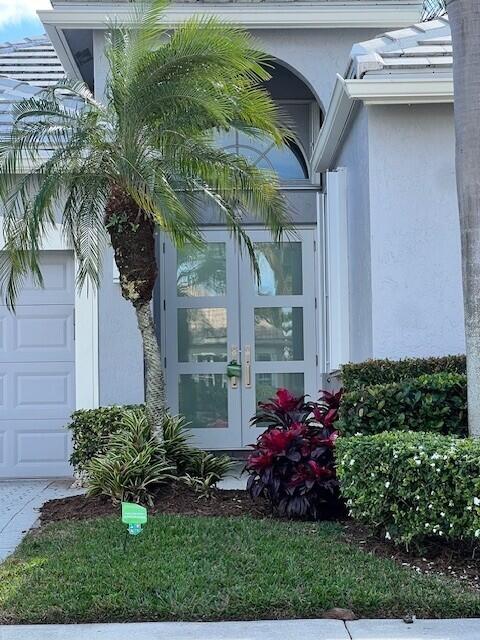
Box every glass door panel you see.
[239,229,317,446]
[164,231,242,449]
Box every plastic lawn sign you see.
[122,502,147,536]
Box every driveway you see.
[0,479,83,561]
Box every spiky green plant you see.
[0,0,291,439]
[87,409,175,505]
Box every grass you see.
[0,514,479,624]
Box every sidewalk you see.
[1,619,480,640]
[0,479,83,561]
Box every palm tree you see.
[0,0,291,440]
[423,0,480,437]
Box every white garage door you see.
[0,251,75,478]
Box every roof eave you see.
[312,74,454,173]
[38,2,423,30]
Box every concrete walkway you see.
[1,619,480,639]
[0,479,83,561]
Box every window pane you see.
[255,307,304,361]
[255,242,303,295]
[177,243,226,297]
[265,145,307,179]
[255,373,304,406]
[178,308,227,363]
[179,374,228,429]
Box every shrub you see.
[337,372,467,437]
[245,389,342,519]
[336,431,480,546]
[68,404,143,475]
[70,406,233,497]
[342,355,465,392]
[87,409,175,505]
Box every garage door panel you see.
[0,250,75,477]
[16,252,75,305]
[0,306,74,362]
[0,363,74,420]
[0,421,71,477]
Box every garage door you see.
[0,251,75,478]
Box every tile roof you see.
[0,35,64,88]
[0,35,67,138]
[350,15,451,79]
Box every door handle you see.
[244,345,252,389]
[229,346,239,389]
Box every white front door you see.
[162,229,318,449]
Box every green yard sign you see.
[121,502,148,537]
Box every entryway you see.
[161,229,319,449]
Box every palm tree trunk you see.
[105,186,167,440]
[135,301,167,441]
[449,0,480,437]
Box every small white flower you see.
[440,512,445,517]
[385,531,391,540]
[467,506,473,511]
[350,459,355,466]
[475,530,480,538]
[385,481,391,489]
[474,497,480,507]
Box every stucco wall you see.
[367,103,465,360]
[250,28,384,112]
[92,31,145,405]
[335,104,373,363]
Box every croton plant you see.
[245,388,342,520]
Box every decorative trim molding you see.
[344,77,454,105]
[312,75,354,174]
[0,216,99,411]
[313,74,454,172]
[39,2,423,30]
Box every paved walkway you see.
[1,619,480,639]
[0,479,83,561]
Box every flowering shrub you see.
[245,388,342,519]
[336,431,480,547]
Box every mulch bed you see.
[341,520,480,593]
[40,486,480,592]
[40,485,270,524]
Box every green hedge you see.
[337,372,467,438]
[336,432,480,546]
[341,355,466,392]
[68,405,144,474]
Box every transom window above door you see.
[216,131,308,181]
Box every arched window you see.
[218,131,308,181]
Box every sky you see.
[0,0,52,45]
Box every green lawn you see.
[0,514,479,624]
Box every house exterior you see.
[0,1,464,477]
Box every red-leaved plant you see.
[245,388,342,519]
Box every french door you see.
[162,228,318,449]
